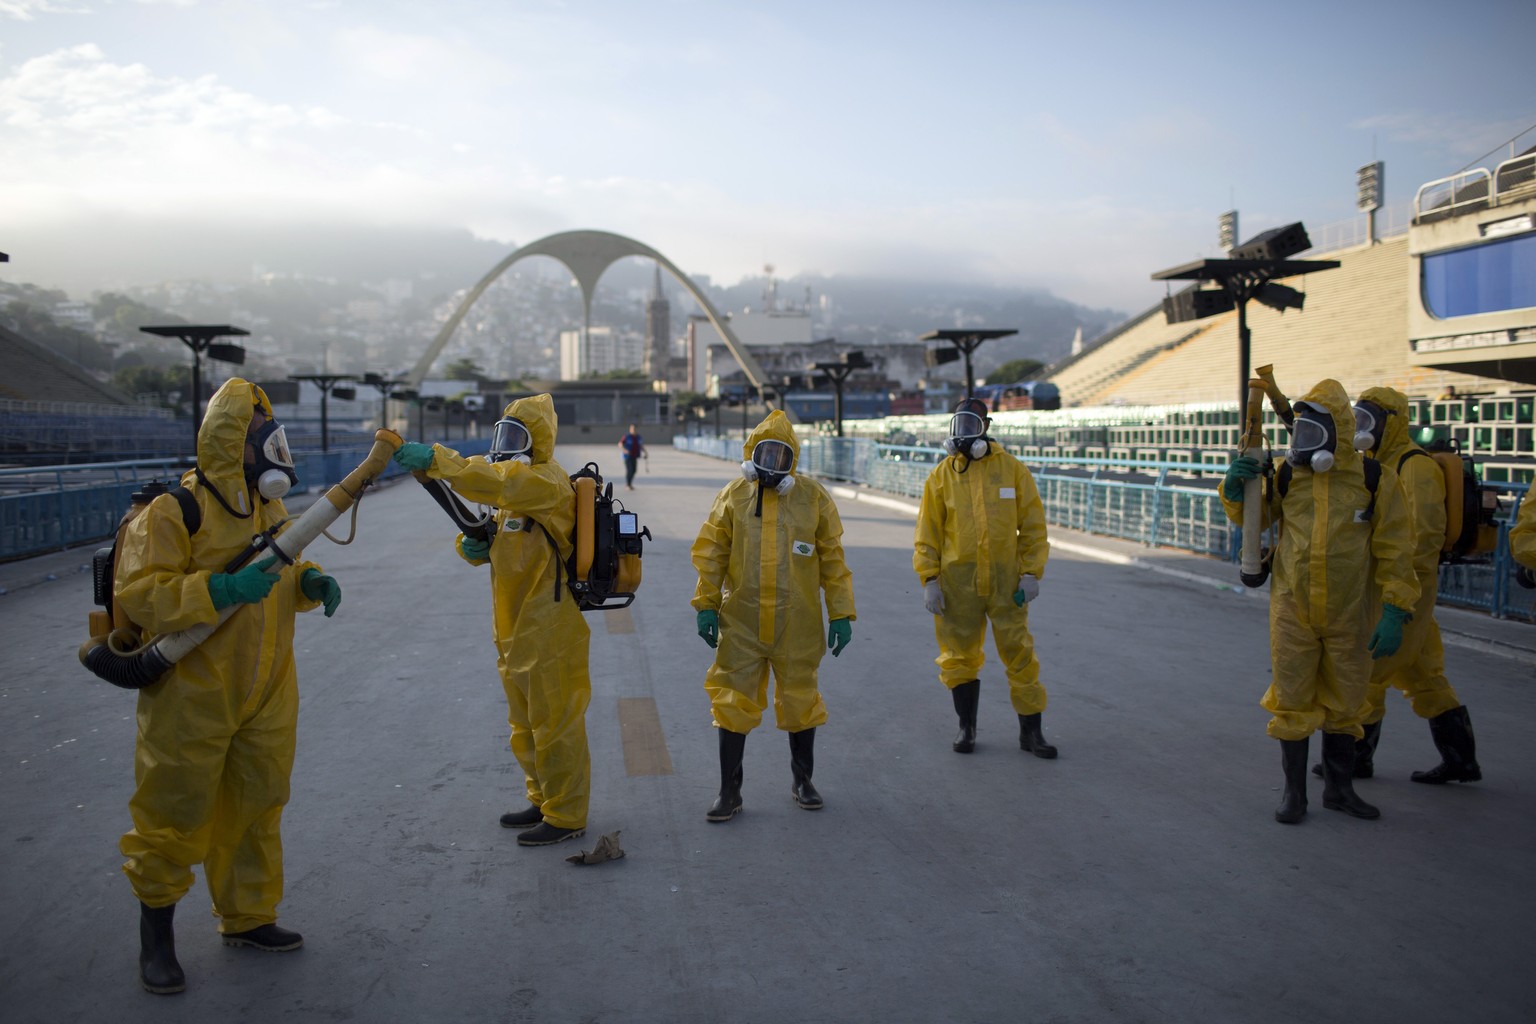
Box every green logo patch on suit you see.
[792,540,814,556]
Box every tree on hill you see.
[986,358,1045,384]
[444,357,487,381]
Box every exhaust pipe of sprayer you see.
[79,430,404,688]
[1238,379,1271,589]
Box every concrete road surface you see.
[3,442,1534,1023]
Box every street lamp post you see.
[918,329,1017,401]
[289,374,357,453]
[361,372,406,432]
[1151,221,1338,411]
[812,348,873,438]
[140,325,249,451]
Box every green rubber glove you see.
[1367,604,1411,660]
[208,557,279,610]
[696,609,719,649]
[1222,456,1262,502]
[827,618,851,657]
[393,442,436,472]
[300,568,342,618]
[459,535,490,561]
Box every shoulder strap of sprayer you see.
[171,484,201,537]
[1277,459,1379,517]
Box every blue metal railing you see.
[678,435,1534,621]
[0,439,491,562]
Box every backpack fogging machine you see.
[1238,364,1291,589]
[79,430,404,689]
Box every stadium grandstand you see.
[0,322,187,465]
[842,147,1536,488]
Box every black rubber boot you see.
[1276,738,1309,824]
[223,922,304,951]
[706,728,747,822]
[499,805,542,829]
[1018,713,1058,759]
[789,728,823,809]
[1311,719,1382,779]
[1412,705,1482,784]
[139,902,185,995]
[1321,731,1380,819]
[517,822,585,847]
[951,680,980,753]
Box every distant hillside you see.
[8,221,1124,377]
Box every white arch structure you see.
[406,229,785,417]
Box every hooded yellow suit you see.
[691,412,856,734]
[913,439,1050,713]
[1510,488,1536,570]
[1221,379,1419,740]
[1356,386,1461,723]
[422,394,592,830]
[116,378,325,933]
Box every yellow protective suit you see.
[1357,386,1461,723]
[425,394,592,829]
[117,379,324,932]
[1510,489,1536,569]
[913,440,1050,713]
[1220,379,1419,740]
[691,411,856,734]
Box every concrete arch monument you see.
[405,229,779,413]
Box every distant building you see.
[560,325,643,380]
[644,264,670,382]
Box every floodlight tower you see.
[919,329,1018,400]
[811,348,873,437]
[1151,222,1339,411]
[289,374,356,453]
[140,324,250,449]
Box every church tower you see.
[644,263,671,381]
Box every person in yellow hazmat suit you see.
[392,394,592,848]
[1341,386,1481,784]
[1221,379,1419,825]
[913,397,1055,759]
[691,410,856,821]
[1512,490,1536,587]
[116,378,342,995]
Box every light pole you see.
[361,371,405,431]
[141,325,249,451]
[918,329,1016,401]
[289,374,356,453]
[812,348,873,438]
[1152,221,1338,411]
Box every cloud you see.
[1,0,86,20]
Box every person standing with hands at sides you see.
[1512,490,1536,587]
[619,423,646,490]
[692,410,856,822]
[915,397,1056,760]
[392,394,593,848]
[1345,386,1481,785]
[1221,379,1418,825]
[116,378,342,995]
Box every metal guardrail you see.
[0,439,492,562]
[677,435,1534,622]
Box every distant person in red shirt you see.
[618,425,646,489]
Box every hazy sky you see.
[3,0,1533,311]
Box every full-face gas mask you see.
[741,439,796,494]
[741,438,795,516]
[943,399,992,468]
[1352,400,1388,455]
[489,417,534,465]
[1286,401,1338,473]
[246,418,298,500]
